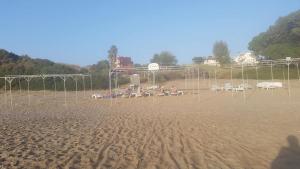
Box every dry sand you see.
[1,79,300,169]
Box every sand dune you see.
[1,80,300,169]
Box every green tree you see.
[213,41,230,65]
[107,45,118,68]
[248,10,300,59]
[150,51,177,66]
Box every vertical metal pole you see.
[288,63,291,97]
[192,68,195,95]
[147,71,150,85]
[202,72,205,89]
[214,69,218,93]
[115,72,118,102]
[153,72,155,86]
[231,66,234,96]
[297,63,300,81]
[270,63,274,95]
[53,77,57,99]
[75,78,78,103]
[246,66,249,85]
[242,64,246,102]
[256,66,258,85]
[63,77,67,106]
[271,63,274,82]
[214,69,217,85]
[197,67,200,99]
[185,69,187,90]
[4,77,7,106]
[90,75,93,93]
[283,66,286,84]
[208,71,211,88]
[109,71,112,106]
[188,69,190,93]
[42,77,46,98]
[82,76,86,97]
[9,80,13,109]
[18,78,21,94]
[27,79,30,106]
[115,72,118,90]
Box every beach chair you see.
[157,92,165,96]
[177,90,184,95]
[142,91,152,97]
[211,85,222,91]
[240,83,252,90]
[130,92,142,97]
[224,83,233,91]
[147,85,159,90]
[170,90,184,96]
[233,85,245,92]
[92,94,103,99]
[257,82,282,90]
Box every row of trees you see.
[106,41,230,67]
[151,41,230,66]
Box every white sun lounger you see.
[257,82,283,90]
[92,94,103,99]
[211,85,223,91]
[224,83,233,91]
[170,90,184,96]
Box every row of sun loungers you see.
[92,86,184,99]
[211,83,252,92]
[211,81,283,92]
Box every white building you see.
[203,58,220,66]
[234,52,258,65]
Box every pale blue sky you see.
[0,0,299,66]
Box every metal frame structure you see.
[218,57,300,101]
[1,74,91,109]
[108,65,206,103]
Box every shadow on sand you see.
[271,135,300,169]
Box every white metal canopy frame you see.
[1,74,91,109]
[220,57,300,101]
[107,65,207,103]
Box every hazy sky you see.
[0,0,299,66]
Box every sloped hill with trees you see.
[0,49,89,90]
[249,10,300,59]
[0,49,84,76]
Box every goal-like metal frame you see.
[1,74,91,109]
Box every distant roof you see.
[117,56,133,66]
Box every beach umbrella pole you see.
[42,76,46,98]
[4,78,7,107]
[18,78,22,94]
[25,77,32,106]
[197,67,200,99]
[242,64,246,102]
[297,63,300,81]
[231,66,233,96]
[53,77,57,100]
[287,62,291,97]
[90,74,93,93]
[82,76,86,97]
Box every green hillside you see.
[0,49,89,90]
[249,10,300,59]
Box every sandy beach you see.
[1,80,300,169]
